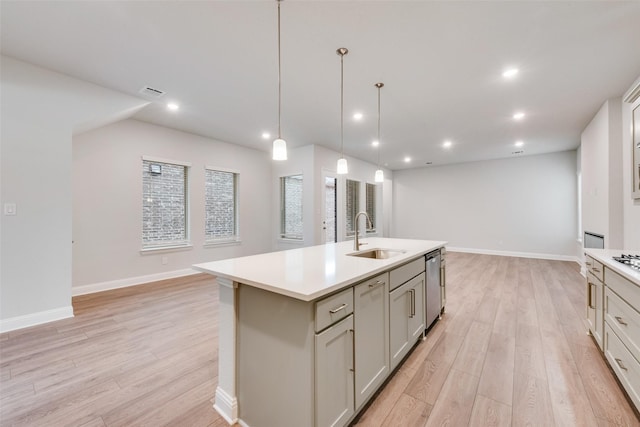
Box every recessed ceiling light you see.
[167,102,180,111]
[404,156,411,163]
[443,140,452,148]
[262,132,271,139]
[371,140,379,147]
[513,112,525,120]
[425,162,433,165]
[353,112,363,120]
[502,68,519,79]
[515,140,524,147]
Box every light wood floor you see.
[1,253,639,426]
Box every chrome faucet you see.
[354,211,373,251]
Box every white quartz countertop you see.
[584,249,640,286]
[193,237,447,301]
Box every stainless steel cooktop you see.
[613,254,640,271]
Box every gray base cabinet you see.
[389,272,425,370]
[315,314,354,427]
[603,269,640,411]
[354,274,390,410]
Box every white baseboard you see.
[447,246,579,264]
[213,386,239,425]
[72,268,200,296]
[0,306,74,333]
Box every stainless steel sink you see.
[347,248,406,259]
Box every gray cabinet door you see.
[389,273,425,370]
[315,314,354,427]
[409,273,426,342]
[354,274,389,410]
[587,273,604,350]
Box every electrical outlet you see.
[161,256,168,265]
[4,203,16,216]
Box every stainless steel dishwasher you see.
[425,250,441,328]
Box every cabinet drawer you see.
[605,286,640,362]
[607,268,640,311]
[585,255,604,282]
[316,287,354,332]
[390,258,424,291]
[604,323,640,411]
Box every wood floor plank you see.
[450,320,492,377]
[468,394,512,427]
[477,332,515,406]
[425,368,480,426]
[404,332,464,404]
[353,365,416,427]
[545,357,598,427]
[380,393,431,427]
[514,322,547,380]
[512,372,555,426]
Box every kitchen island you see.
[194,237,447,427]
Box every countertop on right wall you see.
[584,249,640,286]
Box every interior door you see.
[322,172,337,244]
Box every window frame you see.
[280,174,304,240]
[141,155,192,252]
[204,166,240,245]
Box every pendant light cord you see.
[277,0,282,139]
[340,52,344,157]
[377,85,381,168]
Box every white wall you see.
[623,76,640,249]
[72,119,273,291]
[581,98,624,249]
[392,151,578,259]
[0,56,148,331]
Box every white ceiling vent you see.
[139,86,166,98]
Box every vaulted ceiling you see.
[2,1,640,170]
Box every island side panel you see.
[213,277,239,424]
[237,283,315,427]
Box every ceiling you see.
[2,1,640,170]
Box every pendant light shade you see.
[337,48,349,174]
[337,158,349,174]
[374,82,384,182]
[272,0,287,161]
[273,138,287,160]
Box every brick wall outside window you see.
[205,169,238,241]
[345,179,360,236]
[281,175,303,239]
[142,160,188,247]
[366,183,377,233]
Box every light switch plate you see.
[4,203,16,215]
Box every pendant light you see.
[336,48,349,174]
[374,82,384,182]
[272,0,287,161]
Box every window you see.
[366,183,377,234]
[345,179,360,237]
[280,175,303,239]
[205,168,238,243]
[142,158,190,248]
